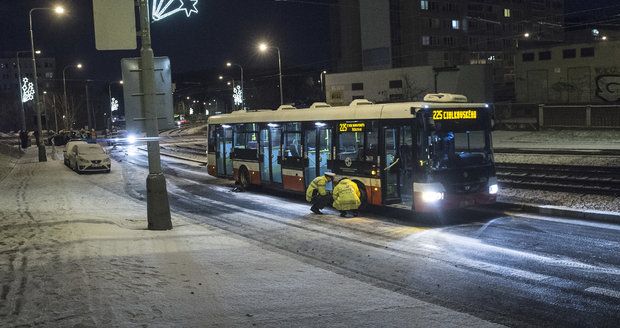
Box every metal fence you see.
[494,103,620,130]
[539,105,620,129]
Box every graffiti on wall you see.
[596,75,620,102]
[594,67,620,102]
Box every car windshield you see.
[78,145,105,155]
[429,130,491,169]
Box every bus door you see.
[382,126,401,204]
[216,126,233,176]
[259,125,283,184]
[304,124,332,186]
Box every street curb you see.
[138,147,208,165]
[489,201,620,224]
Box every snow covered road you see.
[108,147,620,327]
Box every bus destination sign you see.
[339,122,366,132]
[433,109,478,121]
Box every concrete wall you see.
[325,64,492,105]
[515,41,620,104]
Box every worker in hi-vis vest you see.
[305,172,336,214]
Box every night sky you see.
[0,0,617,83]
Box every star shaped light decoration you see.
[110,97,119,112]
[178,0,198,17]
[233,85,243,106]
[21,77,34,103]
[152,0,199,21]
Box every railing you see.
[493,104,620,130]
[539,104,620,129]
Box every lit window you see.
[420,0,429,10]
[422,36,430,45]
[452,20,460,30]
[504,9,511,17]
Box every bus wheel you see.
[355,181,368,210]
[239,167,251,190]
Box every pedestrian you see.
[305,172,336,214]
[33,129,40,146]
[90,129,97,142]
[332,177,361,218]
[19,130,28,149]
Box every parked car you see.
[63,140,87,166]
[66,143,111,173]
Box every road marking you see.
[585,287,620,299]
[465,259,552,282]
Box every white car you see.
[66,143,111,173]
[63,140,87,166]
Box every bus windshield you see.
[429,129,491,170]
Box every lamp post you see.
[319,70,327,101]
[138,0,172,230]
[16,50,40,131]
[62,63,82,130]
[226,62,244,108]
[29,5,65,162]
[258,42,283,105]
[219,75,236,113]
[107,80,123,130]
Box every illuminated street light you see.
[29,5,67,161]
[257,42,283,105]
[62,63,83,130]
[524,32,530,38]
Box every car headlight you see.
[77,156,89,163]
[421,191,444,203]
[127,134,137,144]
[489,184,499,195]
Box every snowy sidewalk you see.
[0,149,500,327]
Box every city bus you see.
[206,93,497,213]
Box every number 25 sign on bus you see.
[432,109,478,120]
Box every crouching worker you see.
[306,172,336,214]
[333,178,361,218]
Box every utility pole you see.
[85,81,92,129]
[139,0,172,230]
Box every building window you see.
[451,20,460,30]
[420,0,428,10]
[352,95,365,100]
[351,83,364,91]
[504,9,511,17]
[580,47,595,57]
[538,51,551,60]
[522,53,535,62]
[422,36,430,45]
[389,94,403,101]
[389,80,403,89]
[562,49,576,59]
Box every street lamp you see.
[62,63,82,130]
[29,5,65,162]
[258,42,283,105]
[319,70,327,100]
[226,61,244,108]
[16,49,41,131]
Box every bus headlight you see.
[489,184,499,195]
[422,191,444,203]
